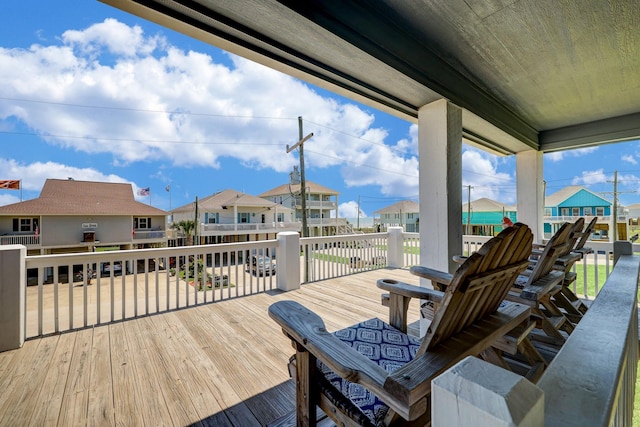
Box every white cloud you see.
[571,169,609,185]
[339,201,367,218]
[0,19,417,196]
[0,157,144,205]
[622,154,637,165]
[545,146,598,162]
[462,148,514,203]
[0,193,20,206]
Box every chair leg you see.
[295,344,319,427]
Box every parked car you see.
[101,262,123,276]
[246,255,276,276]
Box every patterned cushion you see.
[317,318,421,425]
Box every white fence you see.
[2,229,632,341]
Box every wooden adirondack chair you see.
[505,221,575,346]
[552,216,598,321]
[269,223,533,426]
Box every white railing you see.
[8,229,632,341]
[300,232,390,282]
[306,218,349,226]
[201,222,301,232]
[403,232,420,267]
[23,240,279,338]
[0,234,39,246]
[132,229,166,240]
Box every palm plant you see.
[171,219,196,246]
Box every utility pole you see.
[287,117,313,238]
[602,170,634,242]
[286,117,313,283]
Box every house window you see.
[584,207,593,216]
[408,213,414,219]
[277,213,285,222]
[596,207,604,216]
[134,217,152,229]
[572,208,580,216]
[207,214,216,224]
[561,208,570,216]
[238,213,250,223]
[13,217,38,232]
[544,208,552,216]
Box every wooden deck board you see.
[0,269,423,426]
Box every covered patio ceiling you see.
[101,0,640,155]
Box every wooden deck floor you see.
[0,268,421,426]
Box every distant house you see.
[544,185,618,239]
[259,180,349,236]
[171,189,299,244]
[462,198,517,236]
[373,200,420,232]
[0,179,168,255]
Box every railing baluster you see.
[68,263,73,330]
[38,269,43,336]
[54,268,59,333]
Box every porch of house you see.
[0,231,638,426]
[0,268,423,426]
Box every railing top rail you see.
[25,239,279,268]
[300,233,386,244]
[538,253,640,427]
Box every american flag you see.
[138,187,150,196]
[0,180,20,190]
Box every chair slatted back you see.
[574,216,598,252]
[420,223,533,352]
[522,222,573,287]
[562,218,585,257]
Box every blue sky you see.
[1,1,640,218]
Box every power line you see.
[0,96,297,121]
[0,130,285,146]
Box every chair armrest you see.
[377,279,445,303]
[377,279,445,332]
[269,300,417,419]
[452,255,467,264]
[409,266,452,292]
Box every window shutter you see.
[13,218,18,231]
[134,218,138,228]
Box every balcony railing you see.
[132,229,166,240]
[0,234,39,246]
[200,222,300,234]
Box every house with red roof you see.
[0,179,168,255]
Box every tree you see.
[171,219,196,246]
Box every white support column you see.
[418,99,463,274]
[387,226,404,268]
[432,356,544,427]
[516,150,545,243]
[0,245,26,352]
[276,231,301,291]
